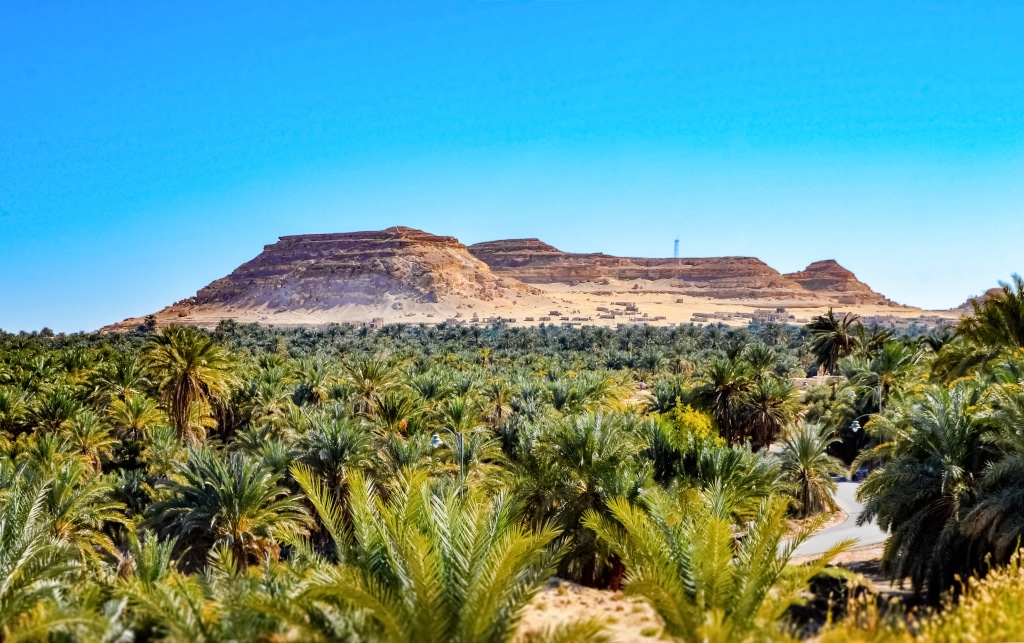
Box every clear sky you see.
[2,1,1022,332]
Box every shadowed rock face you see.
[468,239,881,301]
[191,226,537,310]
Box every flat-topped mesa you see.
[189,226,538,311]
[468,240,813,299]
[783,260,892,305]
[103,227,922,332]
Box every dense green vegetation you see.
[1,276,1023,641]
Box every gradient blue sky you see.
[2,1,1022,332]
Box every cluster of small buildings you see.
[860,314,958,329]
[690,307,804,325]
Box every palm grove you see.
[1,276,1023,642]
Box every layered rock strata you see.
[105,227,913,331]
[191,227,538,310]
[468,239,888,303]
[782,260,892,305]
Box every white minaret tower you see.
[673,238,679,259]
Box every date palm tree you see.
[145,327,236,443]
[293,355,338,407]
[108,392,165,440]
[344,356,400,418]
[526,413,648,587]
[294,416,372,503]
[0,471,79,640]
[778,422,845,517]
[695,357,753,444]
[935,275,1024,380]
[92,353,151,404]
[293,468,563,643]
[65,411,117,472]
[585,486,850,643]
[42,458,128,574]
[807,309,861,374]
[741,376,800,450]
[960,274,1024,351]
[857,381,995,601]
[964,373,1024,559]
[0,385,28,436]
[29,386,82,433]
[147,448,313,571]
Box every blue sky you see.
[2,1,1022,332]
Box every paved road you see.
[792,481,888,556]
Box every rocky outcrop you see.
[783,260,890,305]
[106,227,551,330]
[190,227,537,310]
[471,240,842,301]
[104,227,915,331]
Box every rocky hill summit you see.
[783,260,892,305]
[107,227,551,330]
[193,226,537,308]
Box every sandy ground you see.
[516,577,665,642]
[515,511,876,643]
[119,280,960,331]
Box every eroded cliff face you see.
[783,260,890,305]
[105,227,909,331]
[469,240,854,301]
[191,227,537,310]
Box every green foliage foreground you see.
[2,282,1024,641]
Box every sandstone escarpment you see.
[469,239,814,300]
[105,226,926,332]
[192,226,538,310]
[783,260,891,305]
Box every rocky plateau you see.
[105,227,950,331]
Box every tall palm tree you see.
[857,381,995,601]
[694,357,753,444]
[740,343,779,379]
[847,340,924,404]
[778,422,845,517]
[740,376,800,450]
[481,378,514,427]
[294,468,563,643]
[807,309,861,374]
[294,416,372,503]
[147,448,312,571]
[526,413,647,586]
[964,374,1024,559]
[960,274,1024,351]
[145,327,236,443]
[585,487,850,643]
[935,275,1024,380]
